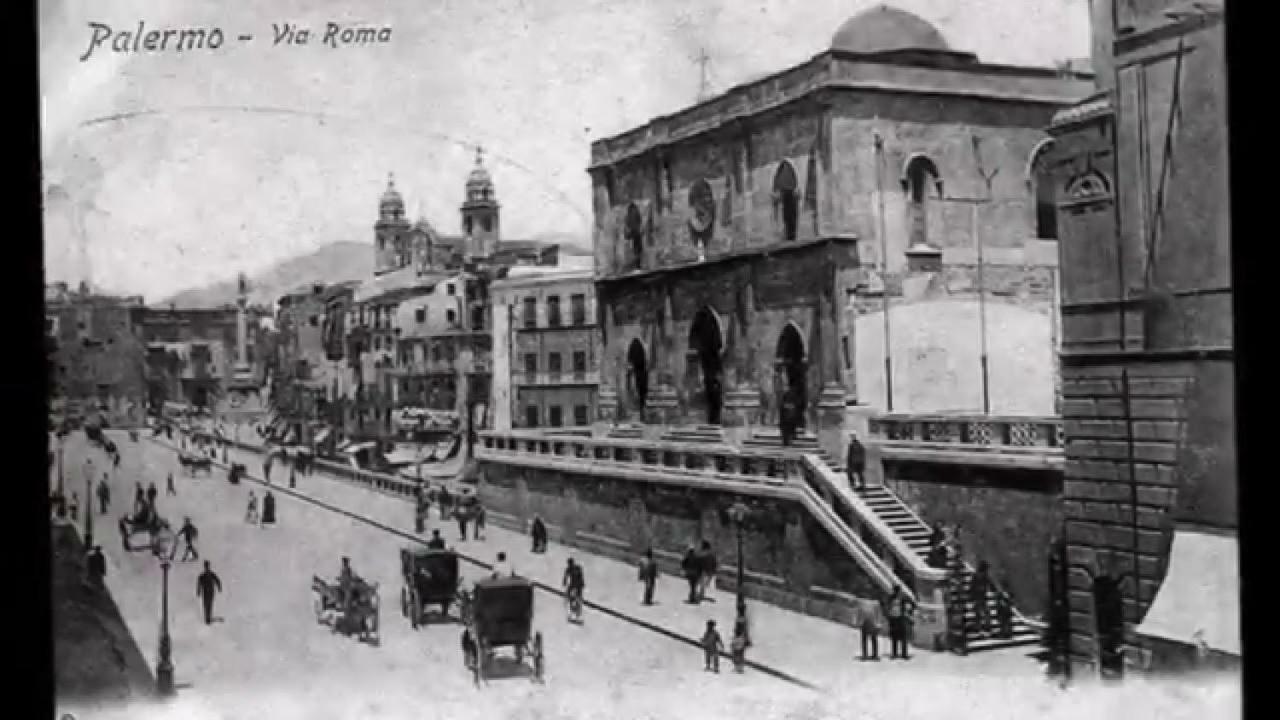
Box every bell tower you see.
[461,147,500,258]
[375,173,409,275]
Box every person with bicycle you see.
[563,558,585,623]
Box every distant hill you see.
[160,233,591,309]
[159,241,372,309]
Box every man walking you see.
[853,593,885,661]
[86,545,107,587]
[145,482,158,510]
[681,547,701,604]
[638,548,658,605]
[885,586,915,660]
[177,517,199,561]
[473,504,486,540]
[166,472,177,497]
[96,476,111,515]
[845,432,867,490]
[701,620,725,673]
[245,491,259,524]
[696,541,718,602]
[196,561,223,625]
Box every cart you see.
[400,547,464,628]
[312,575,381,645]
[467,576,544,684]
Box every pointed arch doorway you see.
[687,307,725,425]
[775,323,807,430]
[626,338,649,419]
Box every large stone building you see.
[45,282,147,425]
[140,302,270,416]
[1044,0,1234,673]
[490,265,599,431]
[327,151,559,445]
[590,5,1091,454]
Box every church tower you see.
[461,147,500,258]
[375,174,409,275]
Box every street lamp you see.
[156,558,175,696]
[727,500,752,640]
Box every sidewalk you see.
[210,437,1042,691]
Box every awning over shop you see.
[1135,527,1240,657]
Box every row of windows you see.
[523,404,590,428]
[522,293,587,328]
[522,350,588,375]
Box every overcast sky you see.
[41,0,1089,301]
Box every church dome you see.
[465,147,495,202]
[831,5,950,55]
[380,174,404,214]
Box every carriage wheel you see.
[533,632,545,682]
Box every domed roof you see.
[831,5,950,55]
[466,147,493,190]
[380,173,404,209]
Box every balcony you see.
[868,413,1064,470]
[516,370,600,386]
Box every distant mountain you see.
[159,241,372,309]
[160,233,591,309]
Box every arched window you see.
[1028,140,1058,240]
[624,203,644,270]
[687,180,716,249]
[903,155,941,249]
[772,162,799,242]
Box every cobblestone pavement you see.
[53,430,1241,720]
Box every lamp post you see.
[728,500,751,629]
[156,558,175,696]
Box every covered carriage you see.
[400,547,464,628]
[467,576,544,684]
[178,451,213,475]
[118,505,168,553]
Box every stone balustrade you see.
[869,413,1064,447]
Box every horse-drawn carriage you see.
[467,576,544,684]
[118,505,169,554]
[312,574,380,644]
[178,452,213,476]
[400,547,465,628]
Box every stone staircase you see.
[747,428,1041,653]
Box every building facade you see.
[590,6,1091,454]
[45,282,147,424]
[330,152,558,444]
[139,304,269,415]
[1045,0,1234,673]
[490,267,600,431]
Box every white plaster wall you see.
[491,298,513,431]
[854,299,1054,416]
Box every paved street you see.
[53,430,1240,720]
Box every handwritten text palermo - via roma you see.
[79,22,392,62]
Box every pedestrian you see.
[996,579,1014,640]
[86,545,107,587]
[166,472,177,496]
[853,593,884,661]
[133,483,146,515]
[414,491,428,534]
[261,491,277,527]
[69,492,80,522]
[246,491,259,524]
[456,506,469,541]
[779,388,797,448]
[113,451,121,470]
[530,515,548,553]
[491,552,513,578]
[846,432,867,490]
[697,541,718,602]
[473,504,486,540]
[96,476,111,515]
[145,482,158,509]
[701,620,724,673]
[196,561,223,625]
[177,517,199,561]
[970,561,992,638]
[263,460,272,484]
[681,547,701,604]
[427,529,446,550]
[289,466,296,489]
[927,524,948,569]
[885,585,915,660]
[638,548,658,605]
[730,622,748,673]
